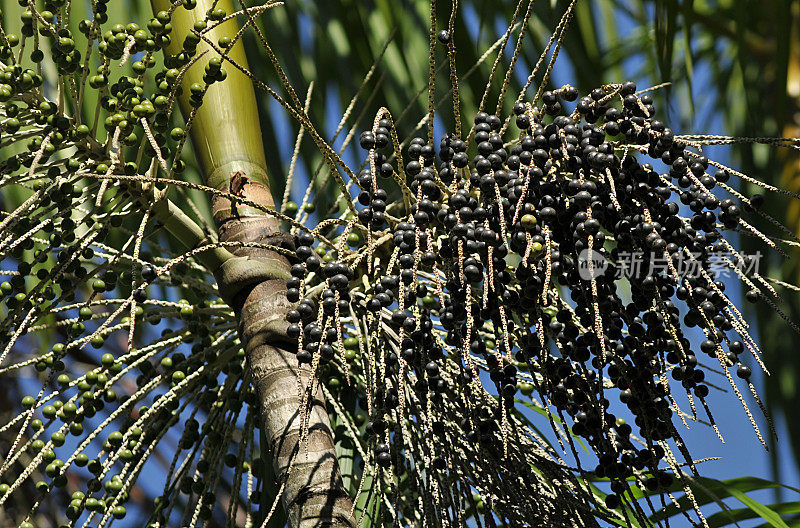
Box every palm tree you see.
[1,0,799,527]
[148,0,354,524]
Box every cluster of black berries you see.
[286,233,355,365]
[287,81,765,511]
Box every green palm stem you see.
[149,0,356,526]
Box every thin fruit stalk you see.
[149,0,356,525]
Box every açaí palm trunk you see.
[149,0,356,525]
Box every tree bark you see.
[220,213,356,528]
[149,0,356,525]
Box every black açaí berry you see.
[282,82,771,511]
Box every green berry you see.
[108,431,124,446]
[521,214,538,229]
[346,232,363,247]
